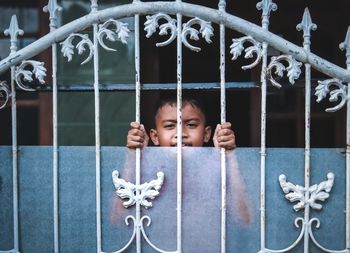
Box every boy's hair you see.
[153,92,208,127]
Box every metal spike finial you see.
[4,15,24,53]
[43,0,62,29]
[256,0,277,18]
[339,27,350,67]
[296,8,317,41]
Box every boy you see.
[126,95,236,149]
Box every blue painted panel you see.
[0,147,346,252]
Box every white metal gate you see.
[0,0,349,252]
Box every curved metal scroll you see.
[97,18,130,51]
[230,35,262,70]
[266,55,303,88]
[15,60,47,91]
[315,78,348,113]
[60,33,94,65]
[144,13,177,47]
[0,81,10,109]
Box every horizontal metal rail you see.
[0,2,349,82]
[17,82,257,91]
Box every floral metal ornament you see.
[0,81,10,109]
[230,36,262,70]
[279,173,335,212]
[144,14,213,52]
[112,170,164,208]
[181,18,214,52]
[266,55,302,88]
[111,170,174,253]
[144,13,177,47]
[60,33,94,65]
[315,79,348,113]
[97,19,130,51]
[15,60,47,91]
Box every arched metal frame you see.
[0,0,349,253]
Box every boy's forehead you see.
[156,101,205,118]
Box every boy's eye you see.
[164,123,175,129]
[186,122,198,128]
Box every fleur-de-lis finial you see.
[4,15,24,53]
[296,8,317,47]
[90,0,98,12]
[256,0,277,18]
[43,0,62,29]
[339,27,350,68]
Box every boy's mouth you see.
[171,143,192,147]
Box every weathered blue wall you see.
[0,147,346,252]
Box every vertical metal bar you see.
[344,31,350,250]
[11,63,19,253]
[42,6,63,252]
[347,83,350,250]
[4,15,23,253]
[297,8,316,253]
[90,1,101,252]
[218,1,227,253]
[257,1,276,251]
[176,1,183,251]
[43,1,62,252]
[134,7,142,253]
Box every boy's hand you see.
[213,122,236,150]
[126,122,149,149]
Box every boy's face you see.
[150,102,212,147]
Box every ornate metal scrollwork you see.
[0,81,10,109]
[279,173,334,212]
[60,33,94,65]
[144,13,177,47]
[15,60,47,91]
[97,19,130,51]
[181,17,213,52]
[266,55,302,88]
[111,170,174,253]
[315,78,348,112]
[144,14,213,51]
[230,36,262,70]
[112,170,164,208]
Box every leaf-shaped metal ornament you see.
[0,81,10,109]
[60,33,94,65]
[97,19,130,51]
[15,60,47,91]
[279,173,335,212]
[144,13,177,47]
[230,36,262,70]
[315,78,348,112]
[182,17,214,52]
[112,170,164,209]
[267,55,302,88]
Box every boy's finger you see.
[130,121,141,129]
[220,122,232,129]
[217,140,236,150]
[126,140,144,148]
[128,135,144,143]
[128,128,144,137]
[217,135,234,143]
[217,129,234,137]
